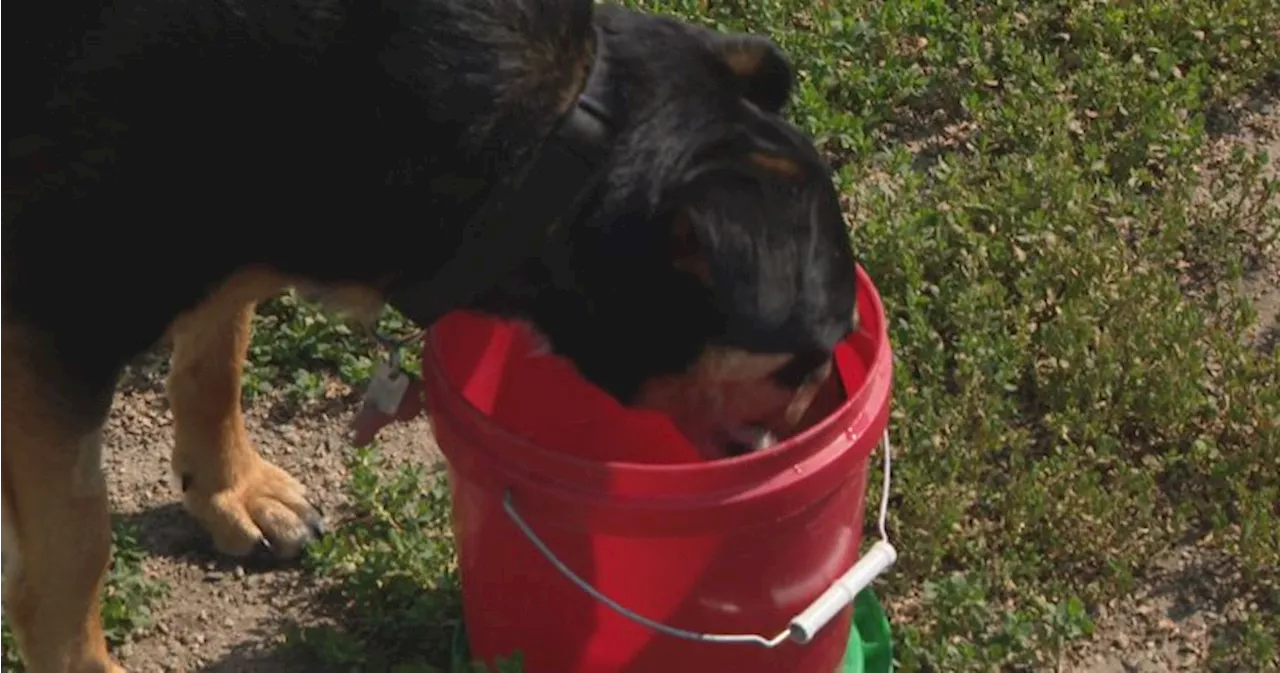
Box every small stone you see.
[234,565,246,579]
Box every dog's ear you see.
[711,34,794,114]
[665,144,807,285]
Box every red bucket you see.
[421,266,893,673]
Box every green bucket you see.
[841,588,894,673]
[450,588,893,673]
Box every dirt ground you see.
[1070,99,1280,673]
[1238,102,1280,353]
[103,367,442,673]
[97,104,1279,673]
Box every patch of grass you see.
[243,293,422,407]
[1,520,169,671]
[285,446,523,672]
[159,0,1280,671]
[288,1,1277,670]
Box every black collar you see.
[386,29,614,329]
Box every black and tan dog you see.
[1,0,857,670]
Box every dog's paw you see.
[182,457,325,560]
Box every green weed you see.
[243,293,422,407]
[0,520,169,671]
[286,446,522,672]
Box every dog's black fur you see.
[4,0,854,407]
[2,1,855,667]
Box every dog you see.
[1,0,857,669]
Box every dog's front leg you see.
[2,325,121,673]
[166,271,325,560]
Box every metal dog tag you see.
[365,361,412,415]
[350,353,426,447]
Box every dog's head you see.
[477,6,857,457]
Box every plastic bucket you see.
[421,265,893,673]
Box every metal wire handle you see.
[500,430,896,648]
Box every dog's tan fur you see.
[2,326,121,673]
[633,346,831,450]
[747,152,804,179]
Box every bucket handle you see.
[501,430,898,648]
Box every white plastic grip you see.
[787,540,898,644]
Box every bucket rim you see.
[420,264,891,480]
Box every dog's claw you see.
[305,506,327,538]
[255,536,274,556]
[245,536,277,567]
[184,457,327,561]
